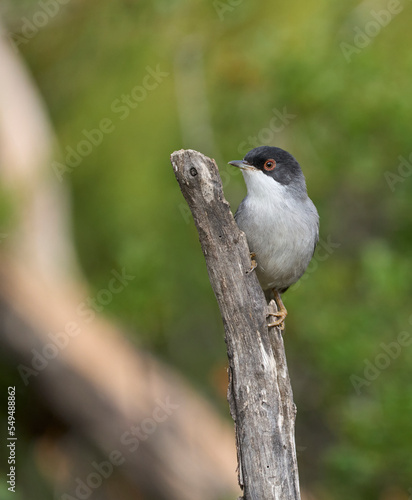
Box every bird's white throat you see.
[241,169,294,207]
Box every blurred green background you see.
[2,0,412,498]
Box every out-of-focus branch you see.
[0,260,239,500]
[0,19,240,500]
[0,20,78,283]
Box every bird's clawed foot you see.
[247,252,257,273]
[267,311,287,331]
[267,289,288,331]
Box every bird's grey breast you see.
[235,185,319,291]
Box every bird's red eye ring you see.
[263,159,276,171]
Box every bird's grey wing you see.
[312,220,320,258]
[234,199,245,223]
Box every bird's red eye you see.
[263,159,276,171]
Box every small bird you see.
[229,146,319,329]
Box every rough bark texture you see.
[171,149,301,500]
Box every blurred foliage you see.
[2,0,412,498]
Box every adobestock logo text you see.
[52,65,169,182]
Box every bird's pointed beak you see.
[228,160,256,171]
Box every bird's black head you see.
[242,146,304,187]
[229,146,306,189]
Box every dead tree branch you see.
[171,149,301,500]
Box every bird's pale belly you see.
[253,239,311,292]
[237,211,315,292]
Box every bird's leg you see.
[247,252,257,273]
[267,289,288,330]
